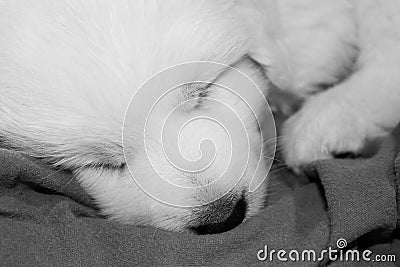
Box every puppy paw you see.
[282,92,378,172]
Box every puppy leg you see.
[283,0,400,170]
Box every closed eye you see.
[178,82,212,112]
[180,54,260,111]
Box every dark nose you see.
[190,195,247,235]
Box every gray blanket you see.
[1,126,399,266]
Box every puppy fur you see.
[0,0,399,231]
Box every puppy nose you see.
[190,195,247,235]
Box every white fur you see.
[279,0,400,169]
[0,0,270,231]
[0,0,399,231]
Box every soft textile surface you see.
[1,126,399,266]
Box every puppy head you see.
[9,0,279,233]
[79,58,276,233]
[77,1,279,233]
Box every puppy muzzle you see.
[189,194,247,235]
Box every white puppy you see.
[0,0,399,233]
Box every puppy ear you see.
[232,0,294,90]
